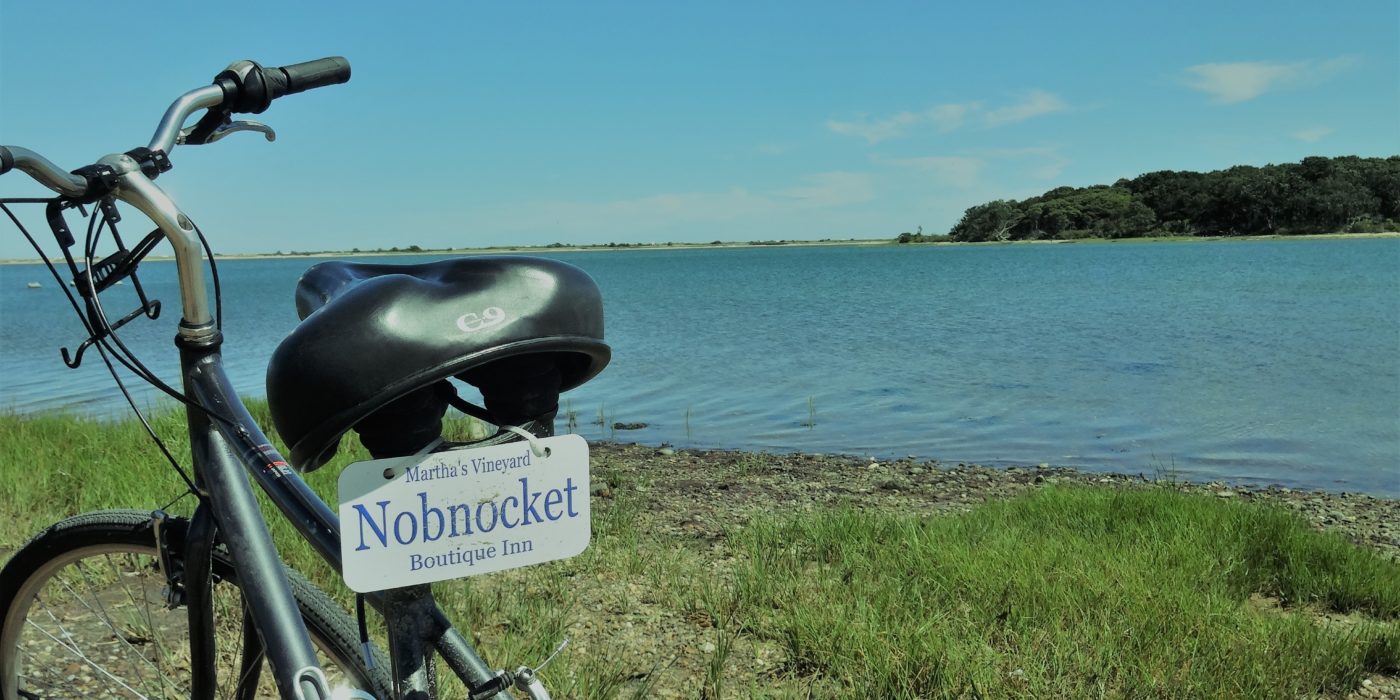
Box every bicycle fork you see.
[150,505,337,700]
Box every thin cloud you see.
[967,146,1061,158]
[925,103,977,131]
[468,171,876,238]
[1183,57,1356,103]
[828,93,1067,142]
[774,171,876,205]
[1292,126,1333,143]
[883,156,984,187]
[880,146,1070,186]
[826,111,922,144]
[1031,162,1070,180]
[983,90,1068,126]
[981,146,1072,179]
[826,102,979,143]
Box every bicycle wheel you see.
[0,510,392,699]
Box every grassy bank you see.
[2,409,1397,698]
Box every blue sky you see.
[1,1,1397,257]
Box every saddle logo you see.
[457,307,508,333]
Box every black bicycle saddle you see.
[266,256,609,472]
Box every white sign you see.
[338,435,590,593]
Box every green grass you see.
[722,489,1400,698]
[0,407,199,544]
[2,408,1397,698]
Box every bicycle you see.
[0,56,609,699]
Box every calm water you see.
[2,240,1398,496]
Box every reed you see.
[2,409,1395,698]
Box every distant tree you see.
[950,200,1022,242]
[949,156,1398,240]
[1291,177,1380,230]
[896,226,928,244]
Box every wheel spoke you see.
[107,551,170,697]
[22,616,152,698]
[2,517,380,699]
[56,561,162,693]
[13,647,64,694]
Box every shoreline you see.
[591,442,1400,560]
[1,402,1394,499]
[3,231,1397,266]
[0,238,889,266]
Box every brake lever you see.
[177,119,276,145]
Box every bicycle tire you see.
[0,510,393,699]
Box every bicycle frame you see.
[7,76,535,699]
[177,331,512,698]
[116,114,508,697]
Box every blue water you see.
[2,239,1398,496]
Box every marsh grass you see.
[723,489,1400,698]
[2,409,1397,698]
[564,398,578,434]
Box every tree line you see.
[903,156,1399,243]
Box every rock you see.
[612,421,648,430]
[910,467,926,476]
[701,641,717,654]
[590,482,612,498]
[1033,475,1045,485]
[1216,490,1236,498]
[867,462,881,470]
[658,447,676,456]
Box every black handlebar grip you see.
[266,57,352,101]
[216,57,351,114]
[0,146,14,176]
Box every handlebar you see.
[180,57,351,147]
[2,56,351,340]
[3,56,351,193]
[148,85,228,155]
[218,57,352,114]
[0,146,88,197]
